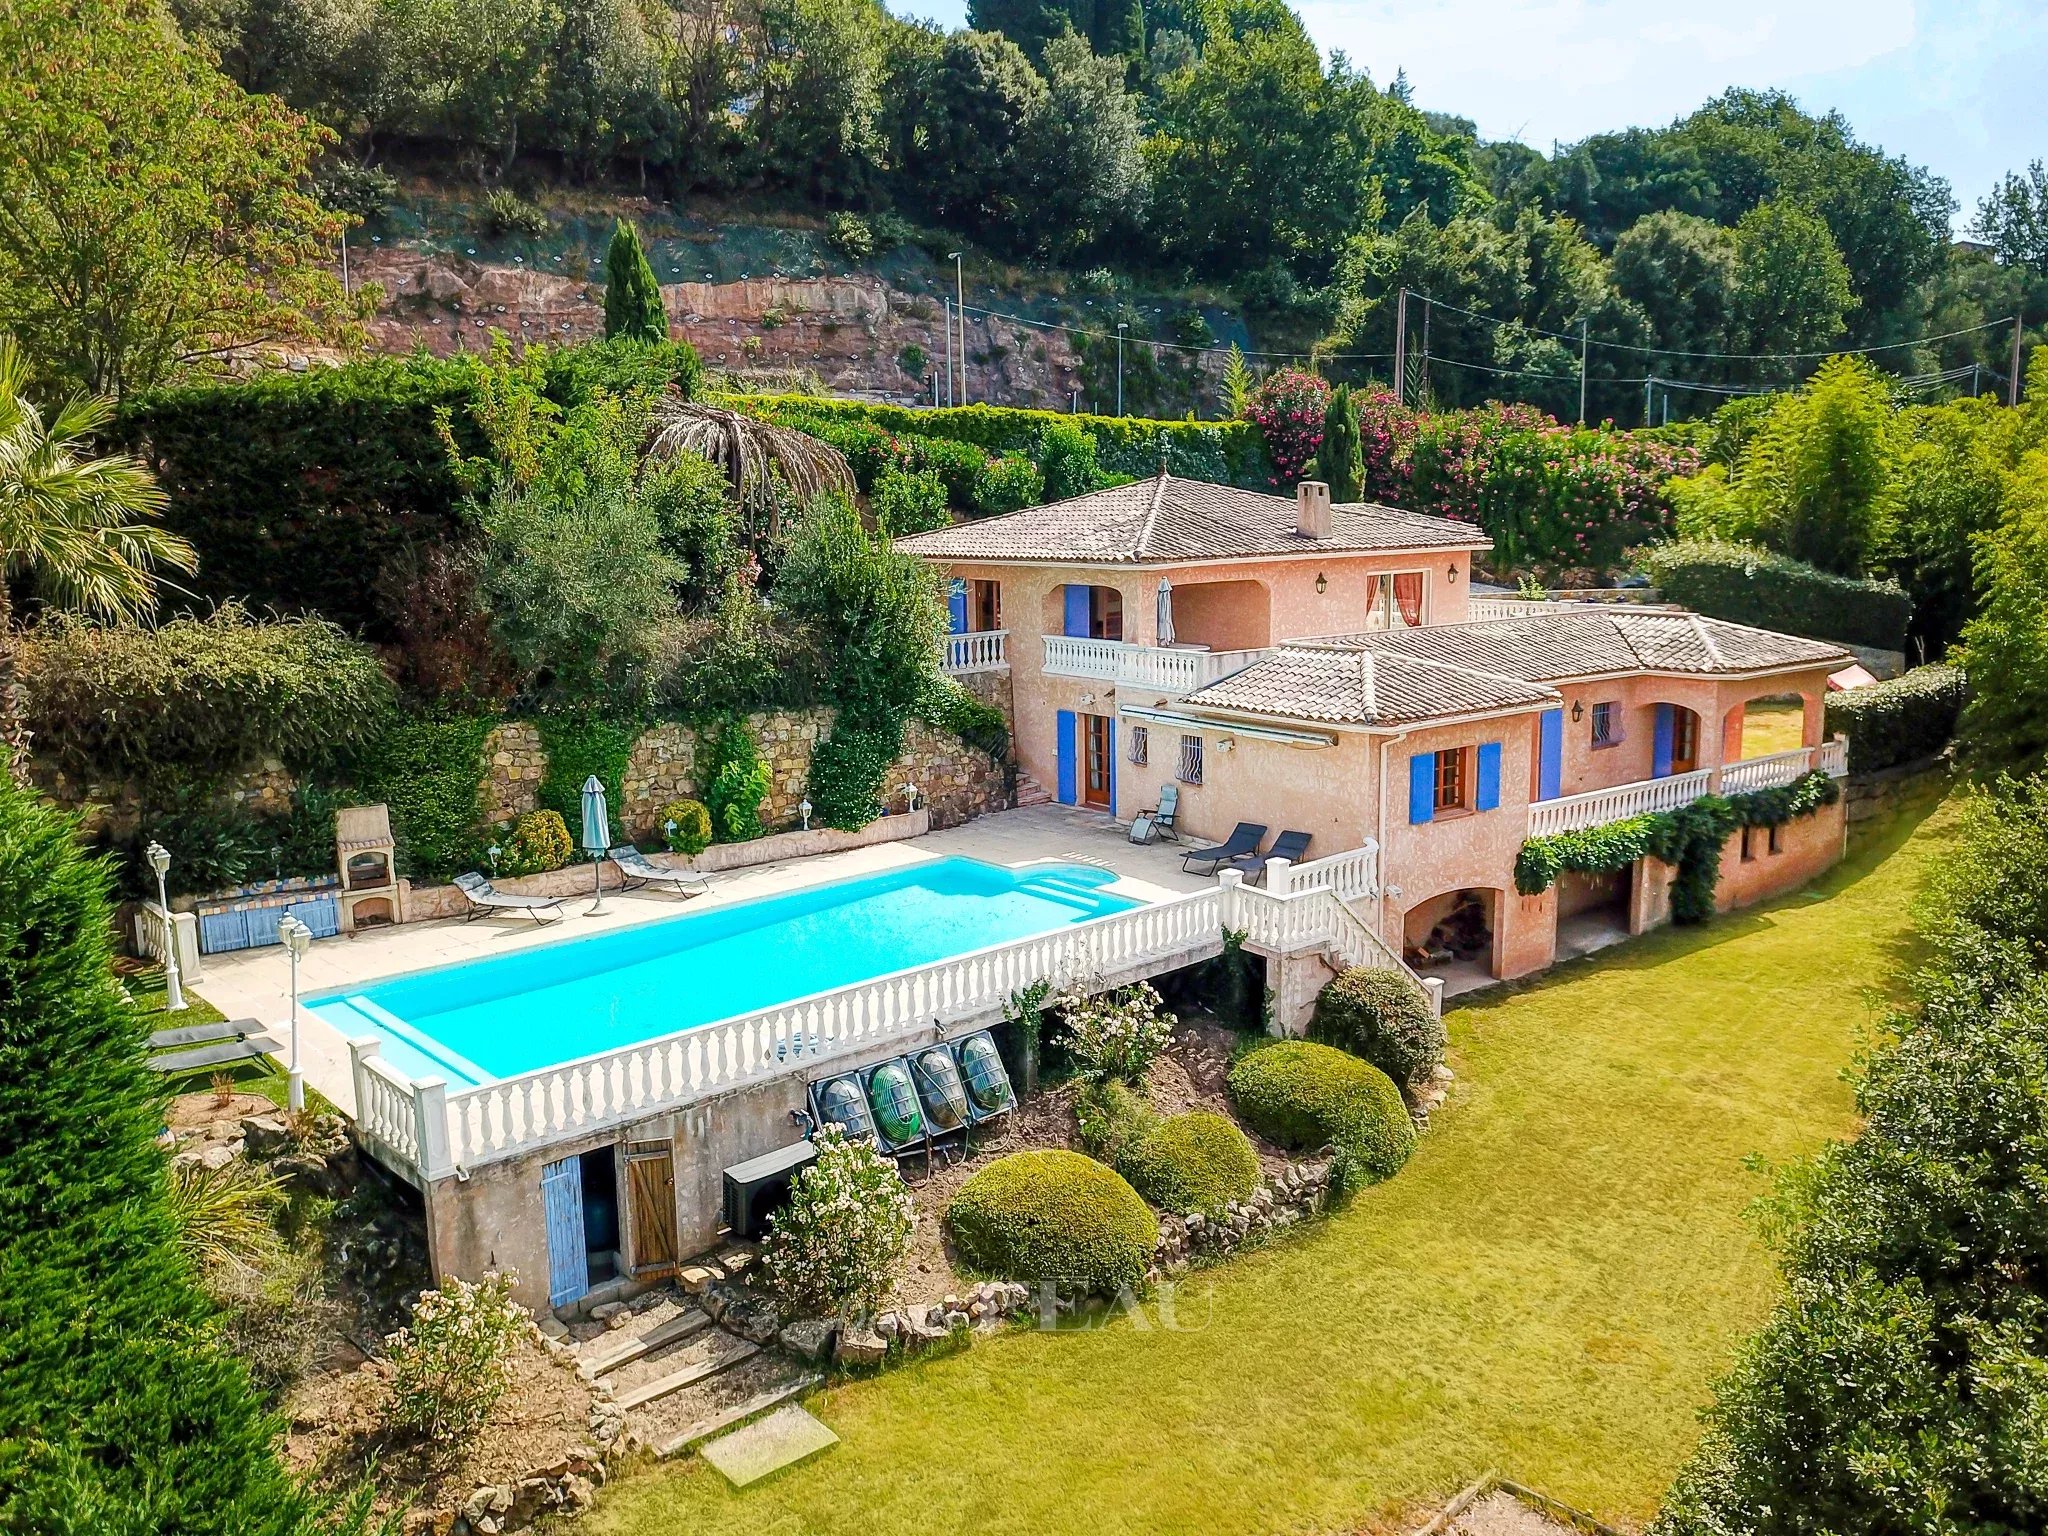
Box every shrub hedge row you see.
[1116,1111,1261,1220]
[1226,1040,1414,1190]
[1823,664,1966,774]
[117,342,703,639]
[731,395,1273,489]
[944,1150,1156,1296]
[1639,540,1912,651]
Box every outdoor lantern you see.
[799,798,812,831]
[1315,572,1328,594]
[580,774,611,916]
[1571,700,1585,723]
[664,818,678,850]
[278,914,313,1112]
[144,840,187,1013]
[487,843,502,875]
[1447,564,1460,581]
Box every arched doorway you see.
[1653,704,1703,777]
[1403,887,1501,996]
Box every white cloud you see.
[1292,0,1917,146]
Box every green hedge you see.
[1226,1041,1414,1189]
[119,341,702,639]
[1640,540,1911,652]
[1308,968,1445,1088]
[1824,665,1966,773]
[348,714,498,883]
[944,1150,1156,1296]
[1116,1112,1261,1220]
[732,395,1273,489]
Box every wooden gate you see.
[626,1149,678,1277]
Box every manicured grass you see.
[591,799,1954,1536]
[125,968,329,1113]
[1740,699,1808,757]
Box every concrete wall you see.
[1713,798,1847,912]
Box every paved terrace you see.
[195,806,1214,1117]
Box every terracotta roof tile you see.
[892,474,1491,564]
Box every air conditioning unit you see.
[722,1138,817,1239]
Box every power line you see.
[957,301,1392,363]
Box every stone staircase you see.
[1012,770,1054,808]
[554,1253,817,1460]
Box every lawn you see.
[1740,697,1808,757]
[591,797,1954,1536]
[124,967,323,1113]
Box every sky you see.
[886,0,2048,222]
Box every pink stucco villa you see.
[901,472,1852,991]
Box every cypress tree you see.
[1314,382,1362,502]
[0,764,327,1534]
[603,218,669,343]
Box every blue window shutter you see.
[1055,710,1078,804]
[1408,752,1436,824]
[1652,703,1675,778]
[1476,741,1503,810]
[1105,718,1116,814]
[947,579,968,634]
[1537,709,1563,801]
[541,1158,589,1308]
[1064,584,1092,638]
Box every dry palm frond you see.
[644,399,854,538]
[167,1156,286,1274]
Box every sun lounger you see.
[151,1032,278,1075]
[1181,822,1267,874]
[1227,829,1312,885]
[149,1018,258,1051]
[454,872,566,924]
[609,846,709,897]
[1130,782,1182,844]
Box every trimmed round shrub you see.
[659,798,712,856]
[945,1150,1156,1296]
[1116,1112,1260,1219]
[1309,968,1445,1087]
[501,809,571,876]
[1227,1041,1415,1187]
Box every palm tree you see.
[0,336,196,781]
[644,399,856,541]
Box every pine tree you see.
[603,218,669,343]
[1314,382,1362,501]
[1220,343,1254,420]
[0,767,335,1533]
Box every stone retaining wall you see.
[1845,752,1952,829]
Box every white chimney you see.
[1296,480,1332,539]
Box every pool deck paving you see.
[193,805,1211,1115]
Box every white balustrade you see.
[1284,841,1380,901]
[942,629,1008,675]
[1041,635,1123,680]
[132,902,203,979]
[1718,747,1815,795]
[1527,768,1714,837]
[1817,737,1849,778]
[1466,597,1558,622]
[350,1037,425,1182]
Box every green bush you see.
[1309,968,1445,1087]
[873,467,951,537]
[944,1150,1157,1296]
[902,435,988,508]
[917,677,1009,761]
[1116,1112,1260,1219]
[17,606,396,787]
[501,809,572,875]
[825,211,874,260]
[1037,418,1109,501]
[1073,1079,1157,1166]
[1825,664,1965,773]
[659,798,712,855]
[971,454,1044,516]
[702,717,772,842]
[479,187,549,238]
[0,764,332,1530]
[535,714,639,835]
[1227,1041,1414,1188]
[1640,540,1911,651]
[349,714,497,883]
[807,720,899,831]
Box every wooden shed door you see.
[626,1150,678,1276]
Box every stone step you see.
[650,1368,824,1460]
[578,1306,714,1380]
[610,1333,762,1412]
[1012,771,1054,808]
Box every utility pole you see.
[1577,319,1589,425]
[950,252,966,406]
[1643,376,1655,427]
[340,230,351,298]
[2011,313,2025,407]
[942,297,954,406]
[1419,296,1431,405]
[1116,322,1127,416]
[1393,288,1408,406]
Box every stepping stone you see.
[696,1403,837,1488]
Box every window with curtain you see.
[1127,725,1148,765]
[1392,571,1425,627]
[1364,572,1426,629]
[1177,735,1204,785]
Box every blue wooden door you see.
[1055,710,1078,805]
[1652,703,1676,778]
[1063,584,1092,637]
[947,579,968,634]
[541,1157,589,1308]
[1536,708,1563,801]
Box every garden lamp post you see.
[799,797,812,832]
[278,914,312,1112]
[580,775,611,916]
[664,818,677,852]
[145,840,187,1013]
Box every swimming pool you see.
[309,858,1133,1086]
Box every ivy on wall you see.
[349,714,499,883]
[1515,770,1842,925]
[535,714,641,845]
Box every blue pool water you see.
[310,858,1132,1086]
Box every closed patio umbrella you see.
[581,775,610,914]
[1156,578,1175,647]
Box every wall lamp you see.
[1447,564,1460,582]
[1570,700,1584,723]
[1315,572,1328,594]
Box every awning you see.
[1116,702,1336,747]
[1827,663,1879,691]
